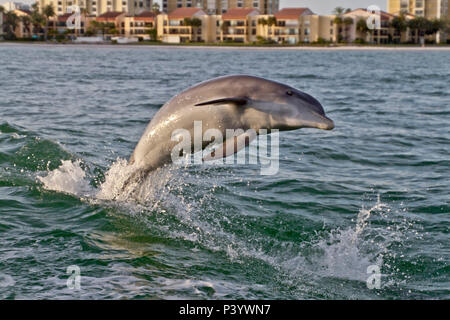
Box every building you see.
[161,0,279,14]
[220,8,259,42]
[157,7,212,43]
[387,0,449,19]
[255,8,336,44]
[38,0,153,16]
[122,10,156,38]
[387,0,449,43]
[342,8,398,44]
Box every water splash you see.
[36,158,418,298]
[37,160,93,196]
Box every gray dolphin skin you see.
[129,75,334,175]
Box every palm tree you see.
[21,15,32,38]
[333,7,345,16]
[390,15,407,43]
[356,18,369,42]
[333,7,346,43]
[267,16,277,27]
[151,3,160,14]
[4,11,19,40]
[42,4,55,41]
[30,5,45,38]
[342,17,353,42]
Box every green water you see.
[0,44,448,299]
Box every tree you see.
[333,7,345,16]
[4,11,19,40]
[42,4,55,41]
[0,5,5,13]
[267,16,277,26]
[258,18,268,26]
[147,27,157,41]
[151,2,160,14]
[30,5,46,38]
[391,15,407,33]
[21,15,32,38]
[190,18,202,28]
[356,18,369,42]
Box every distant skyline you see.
[1,0,387,15]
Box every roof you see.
[97,11,124,21]
[134,11,156,21]
[274,8,314,19]
[57,13,73,23]
[222,8,259,20]
[168,7,205,19]
[13,9,31,16]
[344,8,394,21]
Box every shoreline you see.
[1,41,450,51]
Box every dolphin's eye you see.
[286,90,293,96]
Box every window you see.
[415,0,423,8]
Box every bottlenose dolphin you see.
[127,75,334,180]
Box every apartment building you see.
[388,0,449,42]
[342,8,399,44]
[38,0,153,16]
[157,7,212,43]
[122,10,156,37]
[387,0,449,19]
[220,8,259,42]
[161,0,278,14]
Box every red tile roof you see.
[168,7,205,19]
[96,11,124,21]
[134,11,156,21]
[222,8,259,20]
[345,8,395,21]
[57,13,73,23]
[274,8,313,19]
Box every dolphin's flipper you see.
[194,97,248,107]
[202,132,257,161]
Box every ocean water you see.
[0,44,448,299]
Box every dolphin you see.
[127,75,334,182]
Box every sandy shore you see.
[1,41,450,51]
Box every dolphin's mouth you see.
[317,116,334,130]
[311,112,334,130]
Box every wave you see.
[35,156,419,298]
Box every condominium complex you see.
[161,0,279,14]
[3,4,448,44]
[387,0,449,19]
[38,0,153,16]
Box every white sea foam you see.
[37,160,93,196]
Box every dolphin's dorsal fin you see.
[202,131,257,161]
[194,97,248,107]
